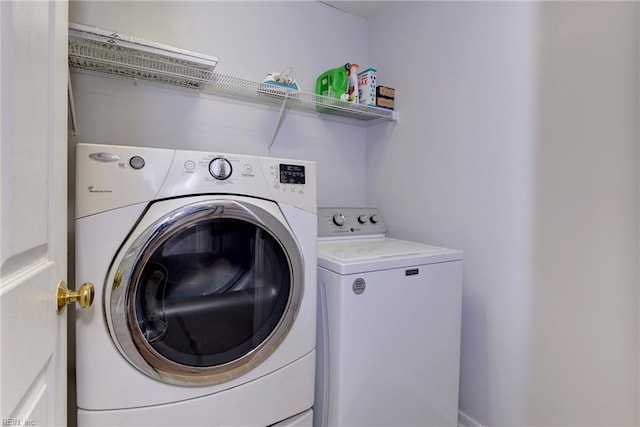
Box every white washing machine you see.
[74,143,317,426]
[314,208,463,426]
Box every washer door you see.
[105,198,304,386]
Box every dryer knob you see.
[357,215,369,224]
[332,214,346,227]
[209,158,232,180]
[370,214,380,224]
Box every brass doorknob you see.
[57,281,95,315]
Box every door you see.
[105,198,305,386]
[1,1,69,425]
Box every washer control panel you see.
[318,208,386,237]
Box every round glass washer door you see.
[105,198,304,386]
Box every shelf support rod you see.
[268,92,289,155]
[68,71,79,137]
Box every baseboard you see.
[458,410,484,427]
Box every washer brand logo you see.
[87,185,113,193]
[352,278,366,295]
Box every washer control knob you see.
[370,214,380,224]
[332,214,346,227]
[209,158,232,180]
[357,215,369,224]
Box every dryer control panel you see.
[75,143,317,218]
[158,150,315,213]
[318,208,387,237]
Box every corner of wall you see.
[458,411,485,427]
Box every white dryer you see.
[315,208,463,426]
[74,143,317,426]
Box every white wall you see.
[69,0,374,207]
[529,3,638,424]
[367,2,638,425]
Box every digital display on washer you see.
[279,164,305,184]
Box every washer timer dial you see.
[332,214,346,227]
[209,158,232,180]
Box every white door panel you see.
[1,265,56,418]
[0,0,69,425]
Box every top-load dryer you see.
[74,143,317,426]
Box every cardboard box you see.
[357,68,377,106]
[376,96,394,110]
[376,85,395,99]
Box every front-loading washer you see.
[74,143,317,426]
[314,208,464,426]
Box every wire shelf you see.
[68,24,397,125]
[69,23,217,90]
[201,74,397,123]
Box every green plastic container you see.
[316,63,351,99]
